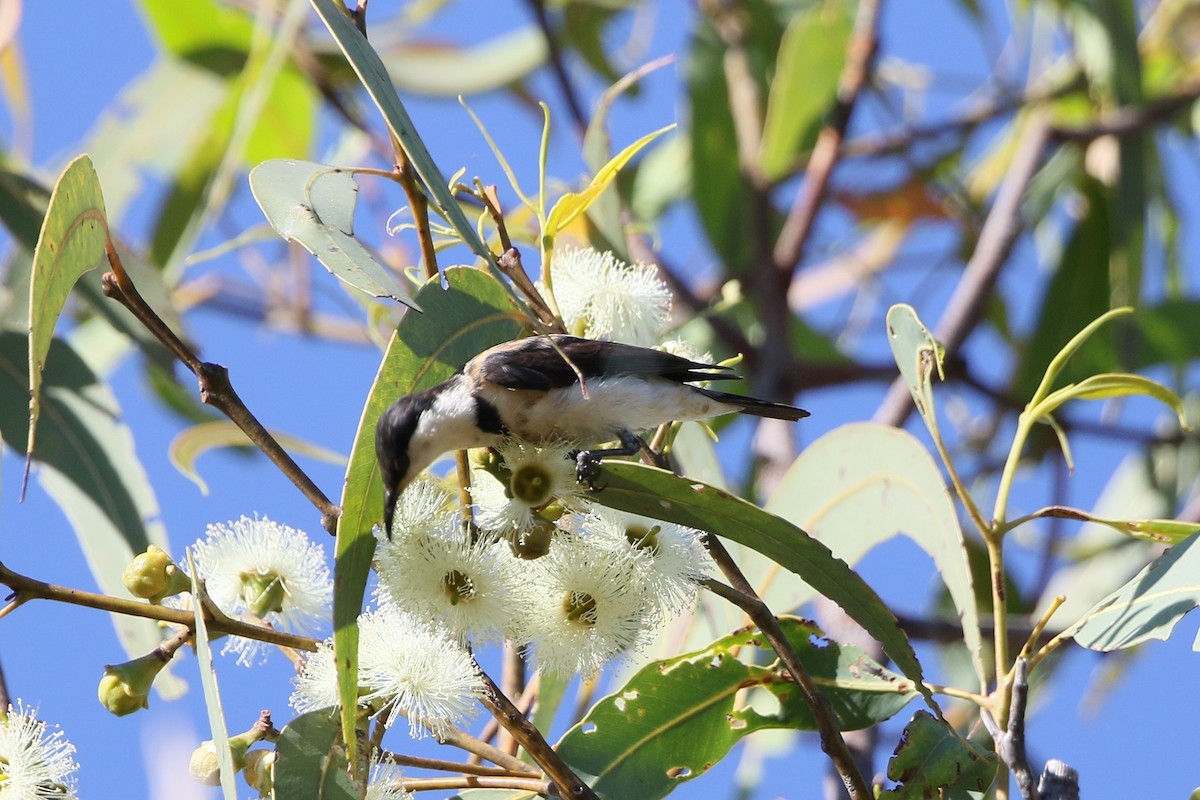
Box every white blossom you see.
[0,702,79,800]
[547,246,671,346]
[190,516,332,666]
[524,531,656,677]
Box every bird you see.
[375,335,809,534]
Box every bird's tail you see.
[697,388,810,421]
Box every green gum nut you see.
[98,651,167,716]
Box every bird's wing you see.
[472,335,739,390]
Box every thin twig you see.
[101,239,341,534]
[478,185,562,329]
[0,561,319,652]
[1051,80,1200,142]
[874,113,1052,428]
[522,0,587,136]
[700,545,872,800]
[498,643,526,757]
[475,667,599,800]
[432,725,538,775]
[402,775,554,794]
[392,146,440,281]
[377,750,527,778]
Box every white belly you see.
[482,377,738,444]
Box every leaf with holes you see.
[250,159,416,306]
[557,618,918,800]
[879,711,996,799]
[333,267,525,772]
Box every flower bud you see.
[123,545,190,603]
[242,749,276,796]
[188,724,268,788]
[507,517,555,560]
[97,652,167,716]
[189,740,221,786]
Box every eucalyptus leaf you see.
[333,267,524,771]
[1071,532,1200,651]
[588,461,938,713]
[1033,373,1187,428]
[759,0,853,180]
[879,711,996,799]
[26,154,109,469]
[558,618,919,800]
[187,552,239,800]
[308,0,501,273]
[768,423,986,688]
[545,125,673,238]
[380,27,547,96]
[169,420,346,496]
[0,331,183,696]
[885,304,945,433]
[249,159,417,306]
[272,709,360,800]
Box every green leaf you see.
[1070,532,1200,651]
[26,154,109,469]
[1012,178,1118,402]
[1027,306,1134,409]
[545,124,674,238]
[587,461,939,714]
[879,711,997,799]
[1032,506,1200,545]
[885,304,945,430]
[759,0,854,180]
[1032,372,1187,429]
[169,420,346,496]
[0,332,185,697]
[332,267,524,772]
[272,709,360,800]
[0,163,51,251]
[249,159,418,306]
[379,27,548,96]
[685,0,799,268]
[187,553,238,800]
[308,0,501,273]
[557,618,918,800]
[767,423,986,688]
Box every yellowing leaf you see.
[545,124,674,238]
[170,420,346,495]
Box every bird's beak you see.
[382,479,402,539]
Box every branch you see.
[392,146,440,281]
[377,750,529,778]
[701,541,872,800]
[873,113,1052,428]
[430,725,537,776]
[100,239,341,535]
[475,667,598,800]
[981,658,1037,800]
[522,0,587,136]
[0,561,320,652]
[402,775,554,794]
[1051,80,1200,142]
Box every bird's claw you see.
[574,450,605,491]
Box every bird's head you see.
[375,390,437,537]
